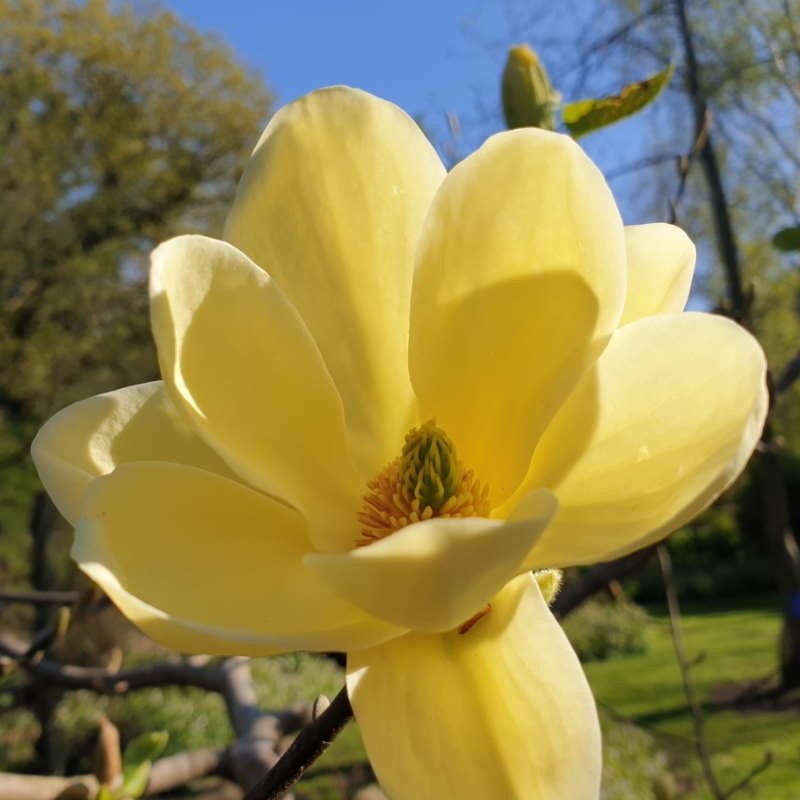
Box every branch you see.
[658,544,726,799]
[0,746,227,800]
[674,0,747,320]
[551,547,656,619]
[723,751,774,798]
[0,634,223,693]
[243,687,354,800]
[146,747,228,795]
[0,772,98,800]
[0,589,80,606]
[667,107,711,226]
[776,351,800,396]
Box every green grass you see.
[584,599,800,799]
[3,600,796,798]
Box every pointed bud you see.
[501,44,560,131]
[534,569,563,605]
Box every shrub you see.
[601,713,677,800]
[564,598,651,662]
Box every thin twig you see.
[0,633,223,693]
[0,589,80,606]
[776,350,800,396]
[658,544,726,800]
[668,108,711,225]
[723,751,774,798]
[243,686,354,800]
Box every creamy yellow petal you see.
[150,234,363,553]
[225,87,446,476]
[31,381,232,525]
[410,128,626,505]
[505,313,767,568]
[347,574,601,800]
[74,462,402,655]
[620,223,695,325]
[305,490,556,632]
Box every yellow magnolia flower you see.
[32,87,767,799]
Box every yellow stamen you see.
[357,420,491,546]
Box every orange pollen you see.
[357,421,491,546]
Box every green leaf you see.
[122,731,169,768]
[120,761,151,799]
[96,786,116,800]
[119,731,169,798]
[772,226,800,252]
[563,65,674,137]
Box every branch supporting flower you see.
[244,686,354,800]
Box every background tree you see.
[508,0,800,688]
[0,0,271,539]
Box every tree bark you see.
[674,0,800,689]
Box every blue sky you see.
[166,0,506,134]
[163,0,672,227]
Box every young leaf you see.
[120,731,169,799]
[563,65,674,137]
[120,761,151,799]
[122,731,169,768]
[772,226,800,252]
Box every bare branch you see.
[552,547,656,619]
[243,687,354,800]
[0,747,228,799]
[0,589,80,606]
[776,351,800,396]
[0,634,224,693]
[658,544,726,799]
[146,747,229,795]
[724,751,774,798]
[0,772,98,800]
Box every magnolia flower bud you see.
[501,44,560,131]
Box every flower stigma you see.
[358,419,491,546]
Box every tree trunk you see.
[674,0,800,689]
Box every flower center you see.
[358,419,491,546]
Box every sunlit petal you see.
[150,234,363,552]
[306,490,556,632]
[347,573,601,800]
[31,381,232,524]
[620,223,695,325]
[504,313,767,567]
[225,86,446,475]
[410,128,626,505]
[74,462,402,655]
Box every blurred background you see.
[0,1,798,798]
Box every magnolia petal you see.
[410,128,626,505]
[150,234,363,553]
[225,87,446,476]
[347,573,601,800]
[619,223,695,325]
[74,462,402,655]
[507,313,767,568]
[305,489,557,632]
[31,382,232,525]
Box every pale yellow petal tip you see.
[533,569,563,605]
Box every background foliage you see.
[0,0,798,798]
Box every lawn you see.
[585,599,800,799]
[2,598,796,798]
[298,598,800,799]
